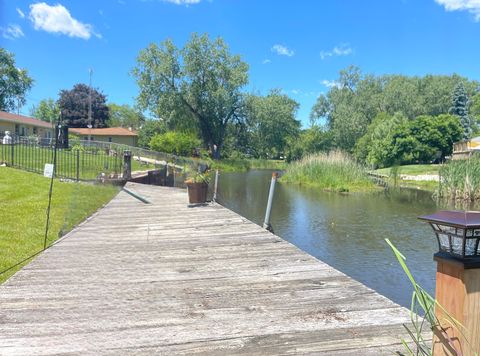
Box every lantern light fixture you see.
[419,210,480,267]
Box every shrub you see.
[149,131,201,156]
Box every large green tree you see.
[354,112,408,167]
[137,119,165,148]
[311,67,478,152]
[286,125,333,162]
[132,33,249,159]
[58,84,109,128]
[389,114,462,165]
[0,48,33,112]
[30,98,59,122]
[108,103,145,129]
[469,92,480,134]
[244,89,300,158]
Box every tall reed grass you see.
[438,155,480,201]
[281,150,375,192]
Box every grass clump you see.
[438,155,480,201]
[281,150,376,192]
[0,167,119,284]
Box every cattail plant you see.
[438,156,480,202]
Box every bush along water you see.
[281,150,376,193]
[438,155,480,202]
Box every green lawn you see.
[374,164,441,192]
[375,164,441,176]
[0,167,119,284]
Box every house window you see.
[108,137,112,142]
[33,127,38,135]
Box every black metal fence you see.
[0,140,124,181]
[0,135,208,182]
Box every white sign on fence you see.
[44,164,54,178]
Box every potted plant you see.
[185,171,210,204]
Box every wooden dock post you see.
[213,169,219,202]
[433,257,480,355]
[123,150,132,180]
[263,172,278,232]
[419,211,480,355]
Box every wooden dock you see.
[0,183,411,355]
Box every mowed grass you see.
[281,151,376,192]
[0,167,119,284]
[374,164,441,192]
[375,164,441,176]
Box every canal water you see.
[215,169,463,308]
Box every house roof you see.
[0,111,53,129]
[69,127,138,137]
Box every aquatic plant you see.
[386,239,477,355]
[438,155,480,201]
[281,150,375,192]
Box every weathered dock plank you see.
[0,183,411,355]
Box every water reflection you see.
[216,169,470,308]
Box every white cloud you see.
[1,24,25,40]
[435,0,480,20]
[321,80,340,88]
[320,43,353,60]
[29,2,101,39]
[289,89,321,97]
[271,44,294,57]
[262,59,271,64]
[16,8,25,19]
[162,0,201,4]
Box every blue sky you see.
[1,0,480,126]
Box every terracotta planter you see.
[186,182,208,204]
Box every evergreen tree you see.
[449,82,472,140]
